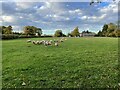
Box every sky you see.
[0,0,119,35]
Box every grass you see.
[2,37,118,88]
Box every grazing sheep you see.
[65,38,67,40]
[39,41,43,45]
[55,42,58,46]
[50,40,53,43]
[43,41,48,46]
[32,41,37,45]
[53,39,58,43]
[22,82,26,86]
[40,40,44,44]
[36,41,40,44]
[48,41,52,45]
[30,39,63,47]
[27,40,31,43]
[60,39,64,42]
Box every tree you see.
[7,25,13,34]
[97,23,119,37]
[107,23,117,33]
[0,26,6,34]
[101,24,108,36]
[54,30,64,37]
[113,28,120,37]
[23,26,42,36]
[24,26,35,35]
[71,26,80,37]
[67,33,72,37]
[36,28,42,36]
[1,25,13,34]
[106,23,117,37]
[97,30,102,36]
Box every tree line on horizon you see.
[0,22,120,39]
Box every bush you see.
[19,35,41,38]
[41,35,53,37]
[2,34,19,40]
[19,35,31,38]
[2,34,43,40]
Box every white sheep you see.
[55,42,58,46]
[65,38,67,40]
[39,41,43,45]
[36,41,40,44]
[32,41,37,45]
[27,40,31,43]
[43,41,48,46]
[60,39,64,42]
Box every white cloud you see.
[39,2,51,10]
[16,2,36,9]
[37,2,66,19]
[46,14,57,18]
[19,16,23,19]
[45,2,51,8]
[51,14,70,21]
[46,14,52,17]
[2,16,16,23]
[53,14,58,18]
[99,2,118,13]
[39,6,46,10]
[99,14,107,19]
[81,16,87,20]
[66,17,70,21]
[81,14,106,21]
[69,9,82,15]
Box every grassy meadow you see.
[2,37,118,88]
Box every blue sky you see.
[1,1,118,35]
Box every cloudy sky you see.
[1,0,119,35]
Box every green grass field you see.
[2,37,118,88]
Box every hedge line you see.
[1,34,53,40]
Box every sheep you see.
[55,42,58,46]
[40,40,43,44]
[53,39,58,43]
[39,41,43,45]
[49,40,53,43]
[46,41,49,45]
[36,41,40,45]
[43,40,52,46]
[48,41,52,45]
[59,39,64,42]
[43,41,48,46]
[27,40,31,43]
[32,41,37,45]
[31,39,62,47]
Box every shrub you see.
[2,34,19,40]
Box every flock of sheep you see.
[27,37,67,46]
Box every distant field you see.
[2,37,118,88]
